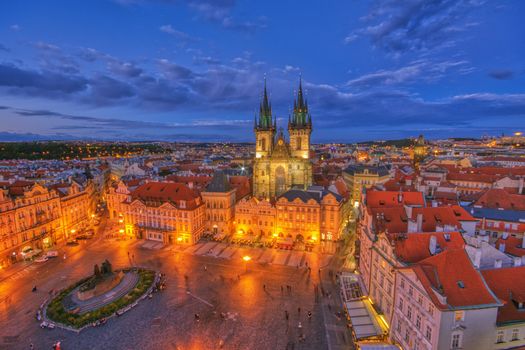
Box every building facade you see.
[121,182,205,245]
[252,80,313,199]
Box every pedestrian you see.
[285,310,289,320]
[298,307,301,314]
[281,285,283,294]
[308,311,312,320]
[263,284,266,290]
[237,274,240,280]
[204,265,207,271]
[29,343,34,349]
[195,313,200,321]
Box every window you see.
[497,331,505,343]
[454,310,465,322]
[416,315,421,330]
[407,306,412,320]
[452,333,462,349]
[405,329,410,342]
[512,329,519,341]
[425,326,432,341]
[399,298,404,311]
[428,304,434,316]
[409,286,414,296]
[400,278,405,289]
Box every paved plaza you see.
[0,221,352,350]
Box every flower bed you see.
[45,268,156,329]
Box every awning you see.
[345,298,388,341]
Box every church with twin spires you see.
[252,79,313,199]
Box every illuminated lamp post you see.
[242,255,251,273]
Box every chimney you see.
[404,205,413,218]
[499,243,506,252]
[473,248,482,269]
[429,235,437,255]
[494,259,502,268]
[417,213,423,232]
[514,257,522,267]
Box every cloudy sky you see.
[0,0,524,142]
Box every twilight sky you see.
[0,0,524,142]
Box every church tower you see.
[288,78,312,160]
[254,79,276,159]
[413,134,427,169]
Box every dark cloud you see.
[488,69,514,80]
[88,75,135,101]
[348,0,482,54]
[0,63,88,94]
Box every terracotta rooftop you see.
[495,236,525,257]
[392,231,465,264]
[130,182,201,209]
[475,188,525,211]
[412,249,499,309]
[366,190,425,208]
[482,266,525,325]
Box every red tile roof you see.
[495,236,525,257]
[411,249,499,309]
[366,190,425,208]
[229,176,251,200]
[392,231,465,264]
[482,266,525,325]
[475,188,525,210]
[130,182,202,209]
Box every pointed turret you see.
[256,78,273,130]
[291,77,310,128]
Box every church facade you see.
[252,79,313,199]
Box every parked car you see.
[44,250,58,258]
[34,256,49,263]
[40,321,55,329]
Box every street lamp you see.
[243,255,251,272]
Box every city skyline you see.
[1,0,525,142]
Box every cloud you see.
[107,60,143,78]
[88,75,135,102]
[488,69,514,80]
[346,60,469,88]
[10,24,20,32]
[0,63,88,95]
[186,0,266,33]
[348,0,483,54]
[159,25,200,45]
[0,44,9,52]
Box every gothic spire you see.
[257,78,273,129]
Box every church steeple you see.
[257,78,273,130]
[291,77,311,129]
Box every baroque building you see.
[253,79,313,199]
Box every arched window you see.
[261,138,266,151]
[296,137,301,150]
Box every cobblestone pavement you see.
[0,220,352,350]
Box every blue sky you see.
[0,0,524,142]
